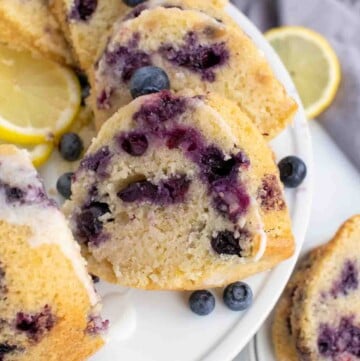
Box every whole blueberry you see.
[56,172,73,199]
[58,133,84,161]
[123,0,147,7]
[278,156,307,188]
[130,66,170,99]
[189,290,215,316]
[223,282,253,311]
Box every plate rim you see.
[199,4,314,361]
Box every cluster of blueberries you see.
[56,65,307,316]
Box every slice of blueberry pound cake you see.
[0,0,74,65]
[272,248,324,361]
[91,7,297,139]
[50,0,127,71]
[0,145,107,360]
[290,215,360,361]
[50,0,229,72]
[63,90,294,290]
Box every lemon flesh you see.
[0,45,81,144]
[266,26,341,119]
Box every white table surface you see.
[234,120,360,361]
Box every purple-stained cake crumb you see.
[97,88,113,110]
[79,146,113,178]
[76,202,111,246]
[104,34,151,82]
[0,343,18,361]
[159,32,229,82]
[0,180,56,208]
[133,91,187,130]
[118,132,149,156]
[257,174,286,211]
[127,92,251,225]
[211,180,250,223]
[97,34,151,109]
[317,316,360,358]
[69,0,98,21]
[118,174,191,205]
[331,261,358,298]
[86,315,109,335]
[15,305,55,342]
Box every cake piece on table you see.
[0,0,74,65]
[291,215,360,361]
[50,0,229,71]
[0,145,106,361]
[273,215,360,361]
[90,7,297,138]
[272,248,324,361]
[63,90,294,290]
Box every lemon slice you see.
[0,44,81,144]
[265,26,341,119]
[0,140,53,167]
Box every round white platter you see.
[40,3,313,361]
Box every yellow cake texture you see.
[50,0,229,71]
[63,91,294,290]
[90,7,297,139]
[0,145,106,361]
[273,215,360,361]
[0,0,73,65]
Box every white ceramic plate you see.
[40,4,312,361]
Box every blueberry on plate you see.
[123,0,147,7]
[130,66,170,99]
[278,156,307,188]
[223,282,253,311]
[56,172,74,199]
[58,132,84,161]
[189,290,215,316]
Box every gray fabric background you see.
[232,0,360,170]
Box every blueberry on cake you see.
[63,90,294,290]
[272,248,324,361]
[0,145,107,360]
[90,7,297,138]
[290,216,360,361]
[0,0,73,65]
[50,0,229,71]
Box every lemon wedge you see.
[265,26,341,119]
[0,140,53,168]
[0,44,81,144]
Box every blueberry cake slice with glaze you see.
[0,145,106,360]
[50,0,228,71]
[0,0,74,65]
[63,90,294,290]
[290,215,360,361]
[91,7,297,138]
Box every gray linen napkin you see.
[232,0,360,170]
